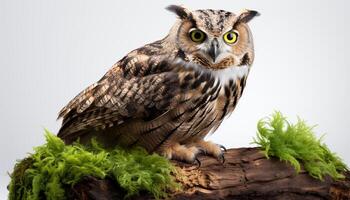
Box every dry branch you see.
[69,147,350,200]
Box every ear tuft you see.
[237,9,260,23]
[166,5,190,19]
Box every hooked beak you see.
[208,38,220,63]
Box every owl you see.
[57,5,259,164]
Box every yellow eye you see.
[189,29,206,43]
[223,31,238,44]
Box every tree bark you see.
[69,148,350,200]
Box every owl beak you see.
[208,38,220,63]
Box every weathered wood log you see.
[69,148,350,200]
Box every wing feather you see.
[57,54,216,143]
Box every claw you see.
[219,153,225,164]
[219,144,227,152]
[194,158,201,168]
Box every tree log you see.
[69,148,350,200]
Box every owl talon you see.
[194,158,201,168]
[219,144,227,152]
[219,153,225,164]
[161,143,202,165]
[191,140,227,163]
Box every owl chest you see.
[210,66,248,118]
[215,83,241,119]
[182,67,248,140]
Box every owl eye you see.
[223,31,238,44]
[189,29,206,43]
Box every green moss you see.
[253,111,348,180]
[8,130,179,200]
[8,157,34,200]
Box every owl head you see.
[167,5,259,70]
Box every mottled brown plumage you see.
[57,5,259,163]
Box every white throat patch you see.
[211,65,249,85]
[175,58,250,86]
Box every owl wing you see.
[57,55,218,143]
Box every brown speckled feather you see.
[57,52,220,145]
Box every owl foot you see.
[192,140,226,163]
[161,143,202,164]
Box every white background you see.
[1,0,349,198]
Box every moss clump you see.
[253,111,348,180]
[8,130,179,200]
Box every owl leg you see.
[160,143,202,164]
[190,140,226,163]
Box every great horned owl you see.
[57,5,259,164]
